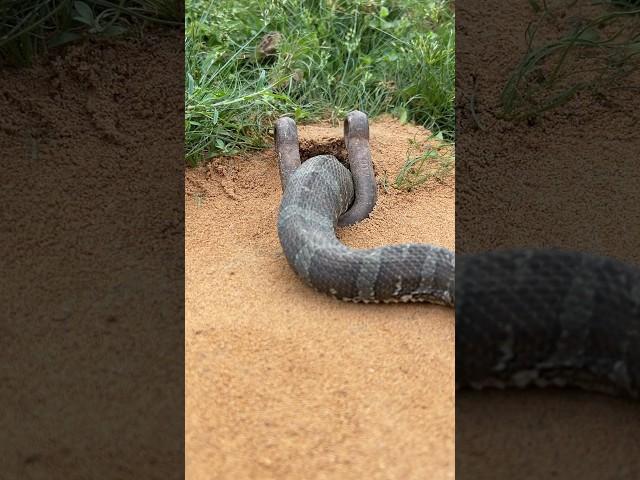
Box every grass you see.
[0,0,182,67]
[393,133,454,191]
[501,0,640,121]
[185,0,454,165]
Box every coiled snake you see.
[275,112,639,399]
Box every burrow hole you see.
[299,138,347,163]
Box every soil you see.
[185,117,455,479]
[1,30,184,479]
[457,1,640,478]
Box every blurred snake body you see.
[457,249,640,399]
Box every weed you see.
[501,0,640,121]
[393,133,454,190]
[0,0,181,67]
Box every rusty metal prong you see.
[338,110,377,226]
[274,116,301,192]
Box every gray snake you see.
[277,154,455,305]
[275,114,639,400]
[457,249,640,399]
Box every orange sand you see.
[185,117,454,479]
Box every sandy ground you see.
[185,118,454,479]
[456,1,640,478]
[1,31,184,478]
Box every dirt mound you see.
[185,117,454,479]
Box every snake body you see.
[457,249,640,398]
[277,153,640,399]
[277,154,455,305]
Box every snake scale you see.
[276,116,639,400]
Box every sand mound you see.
[185,117,454,479]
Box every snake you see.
[277,153,455,305]
[274,113,639,400]
[456,249,640,399]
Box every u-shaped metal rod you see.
[274,110,377,226]
[338,110,377,226]
[274,116,301,190]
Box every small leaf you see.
[73,14,94,26]
[74,1,95,24]
[215,139,225,150]
[294,107,308,120]
[186,73,195,95]
[397,107,408,124]
[380,6,389,18]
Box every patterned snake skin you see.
[277,154,455,305]
[457,249,640,398]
